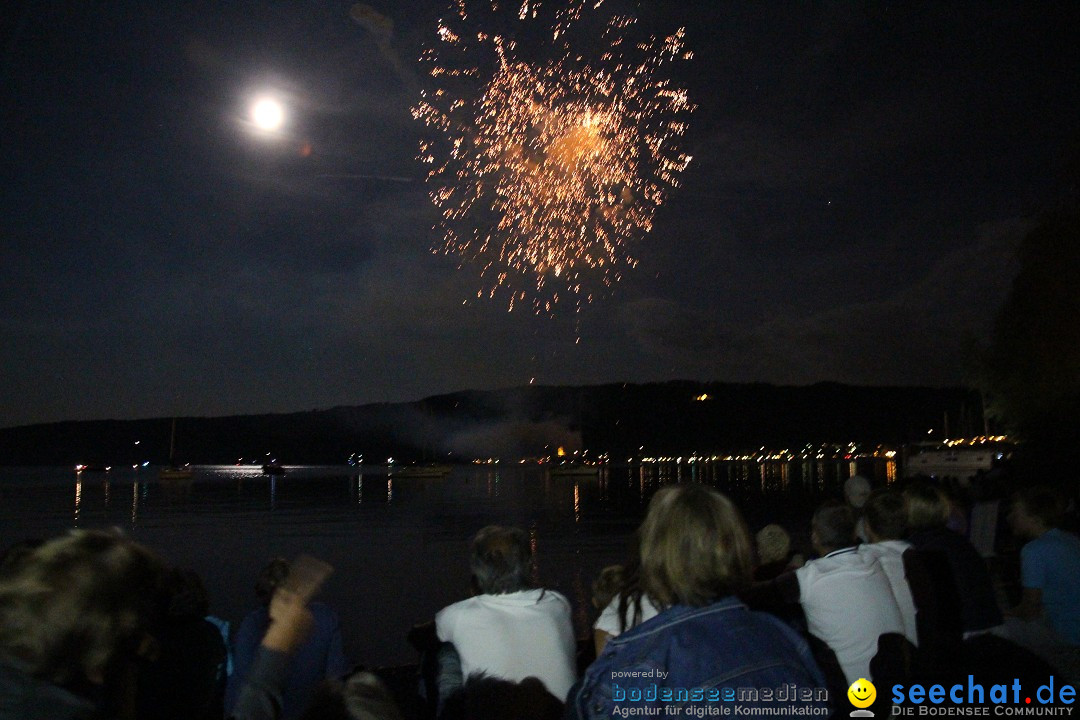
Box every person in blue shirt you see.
[225,558,351,720]
[1007,486,1080,645]
[568,484,829,720]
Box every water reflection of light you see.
[886,460,897,484]
[270,477,277,510]
[573,482,580,524]
[131,481,139,527]
[848,461,858,478]
[357,475,363,506]
[103,479,110,507]
[74,478,82,525]
[387,479,393,504]
[211,464,265,479]
[529,525,539,585]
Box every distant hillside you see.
[0,381,984,465]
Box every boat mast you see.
[168,418,177,466]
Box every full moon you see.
[250,97,284,131]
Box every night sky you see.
[3,2,1079,428]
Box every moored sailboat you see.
[159,418,193,480]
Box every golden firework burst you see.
[413,0,694,314]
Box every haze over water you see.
[0,460,891,666]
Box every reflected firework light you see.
[413,0,694,314]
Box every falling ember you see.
[413,0,694,314]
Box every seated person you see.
[0,532,330,720]
[298,670,405,720]
[435,525,577,702]
[904,482,1002,636]
[226,557,350,720]
[570,485,829,720]
[0,530,166,720]
[1001,486,1080,684]
[590,561,659,656]
[754,523,802,581]
[857,489,919,647]
[1006,485,1080,644]
[795,501,904,686]
[137,567,228,720]
[844,475,872,542]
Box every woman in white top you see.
[590,561,660,655]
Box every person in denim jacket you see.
[568,485,830,720]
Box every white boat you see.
[902,439,1010,481]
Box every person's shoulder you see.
[1028,528,1080,557]
[799,548,859,574]
[436,595,476,620]
[538,588,571,606]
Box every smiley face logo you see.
[847,678,876,709]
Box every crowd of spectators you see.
[0,472,1077,720]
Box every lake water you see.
[0,458,894,667]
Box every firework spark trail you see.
[413,0,694,314]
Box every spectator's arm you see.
[741,570,800,612]
[229,589,314,720]
[228,647,290,720]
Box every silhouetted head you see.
[470,526,533,595]
[755,524,792,566]
[811,501,856,554]
[162,567,209,619]
[638,484,753,609]
[441,673,563,720]
[864,489,907,542]
[903,482,951,532]
[299,671,405,720]
[255,557,291,606]
[591,564,626,610]
[1009,486,1066,539]
[844,475,872,509]
[0,529,166,689]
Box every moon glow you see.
[250,97,284,131]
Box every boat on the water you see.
[262,463,286,475]
[389,463,451,478]
[160,418,193,480]
[903,438,1011,481]
[159,465,193,480]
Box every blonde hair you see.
[638,484,753,609]
[0,529,165,686]
[755,524,792,566]
[903,482,951,531]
